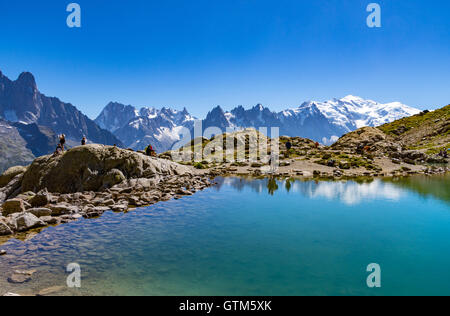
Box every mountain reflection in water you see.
[213,175,450,205]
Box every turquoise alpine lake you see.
[0,175,449,296]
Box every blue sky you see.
[0,0,449,118]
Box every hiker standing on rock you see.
[285,141,292,158]
[81,136,87,146]
[59,134,66,151]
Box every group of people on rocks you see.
[52,134,157,158]
[145,144,157,157]
[53,135,87,156]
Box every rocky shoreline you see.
[0,174,213,238]
[0,145,214,241]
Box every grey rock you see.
[1,199,26,216]
[102,169,126,188]
[93,206,110,213]
[28,207,52,217]
[29,188,50,207]
[15,213,46,232]
[40,216,58,225]
[0,173,24,204]
[111,204,128,212]
[103,199,116,206]
[0,220,13,236]
[49,204,79,216]
[0,166,27,188]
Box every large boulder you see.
[0,174,23,203]
[21,145,192,194]
[48,204,79,216]
[102,169,126,188]
[28,208,52,217]
[0,166,27,188]
[16,213,46,232]
[1,199,26,216]
[10,213,45,232]
[29,189,50,207]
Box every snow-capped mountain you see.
[95,104,196,152]
[203,96,420,144]
[97,95,420,152]
[95,102,140,133]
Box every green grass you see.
[193,162,208,169]
[378,105,450,136]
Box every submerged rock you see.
[7,270,36,284]
[37,286,65,296]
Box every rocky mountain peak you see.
[209,105,225,115]
[0,70,123,148]
[16,72,37,88]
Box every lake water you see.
[1,175,449,296]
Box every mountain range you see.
[96,96,420,152]
[0,69,421,172]
[95,102,196,152]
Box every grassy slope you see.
[378,105,450,154]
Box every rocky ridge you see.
[162,114,449,179]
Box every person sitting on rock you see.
[81,136,87,146]
[59,134,66,151]
[145,144,157,157]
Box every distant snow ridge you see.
[282,95,421,144]
[95,103,196,152]
[96,96,420,152]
